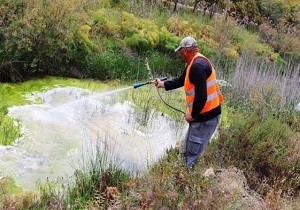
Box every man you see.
[155,36,223,168]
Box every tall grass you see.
[205,54,300,197]
[1,143,131,209]
[227,54,300,112]
[62,144,130,209]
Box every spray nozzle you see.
[133,77,167,89]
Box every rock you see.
[214,167,269,210]
[203,167,216,177]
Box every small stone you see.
[203,167,216,177]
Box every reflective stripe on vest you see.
[187,90,222,108]
[184,53,224,114]
[185,79,218,96]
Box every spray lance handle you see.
[156,77,168,82]
[133,77,167,89]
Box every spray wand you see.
[132,77,185,115]
[133,77,168,89]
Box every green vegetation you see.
[122,85,186,123]
[37,148,131,210]
[0,108,20,145]
[208,112,300,195]
[2,0,299,82]
[0,0,300,209]
[1,68,299,208]
[0,77,120,106]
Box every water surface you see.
[0,87,184,190]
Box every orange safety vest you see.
[184,53,224,114]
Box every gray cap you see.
[175,36,198,52]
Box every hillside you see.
[1,0,299,82]
[0,0,299,209]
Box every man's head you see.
[175,36,199,63]
[175,36,198,52]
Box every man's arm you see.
[164,67,186,91]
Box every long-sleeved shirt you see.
[164,57,221,122]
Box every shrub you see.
[197,38,217,59]
[0,102,20,145]
[0,0,85,81]
[147,51,184,77]
[0,114,20,145]
[86,9,179,53]
[209,111,300,195]
[259,21,300,61]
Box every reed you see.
[204,54,300,197]
[225,54,300,113]
[35,142,130,209]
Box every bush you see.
[147,51,184,77]
[206,55,300,194]
[0,0,85,81]
[259,22,300,61]
[87,9,180,52]
[208,111,300,196]
[0,114,20,146]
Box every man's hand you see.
[154,78,165,88]
[185,112,194,123]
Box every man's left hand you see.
[185,112,194,123]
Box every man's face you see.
[178,48,187,62]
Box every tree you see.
[259,0,288,25]
[202,0,220,18]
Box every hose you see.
[156,87,185,115]
[144,58,185,115]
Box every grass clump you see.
[1,146,131,209]
[0,177,39,209]
[209,111,300,195]
[0,103,20,145]
[122,85,186,123]
[0,113,20,146]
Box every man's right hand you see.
[154,78,165,88]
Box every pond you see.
[0,86,185,191]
